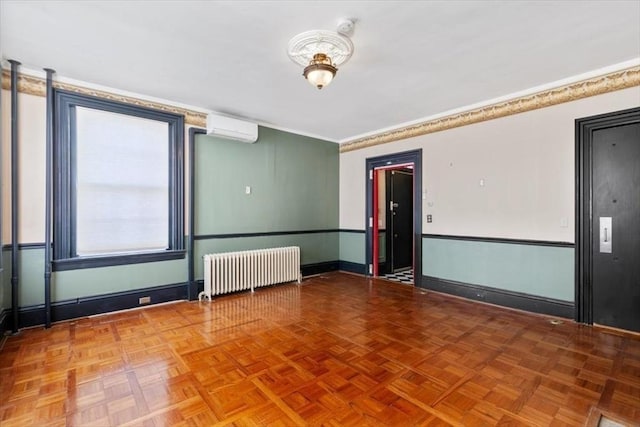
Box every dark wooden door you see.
[591,121,640,332]
[389,169,413,272]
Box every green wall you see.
[193,127,339,279]
[423,237,574,301]
[195,128,338,234]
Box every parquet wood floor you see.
[1,272,639,426]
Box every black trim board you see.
[423,234,574,248]
[0,309,9,338]
[302,261,339,276]
[2,243,47,250]
[338,261,367,275]
[16,283,188,329]
[421,275,574,319]
[195,229,340,240]
[339,229,366,234]
[52,250,186,271]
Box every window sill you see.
[52,250,186,271]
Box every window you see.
[54,91,184,270]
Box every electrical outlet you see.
[139,296,151,304]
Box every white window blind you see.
[75,107,169,255]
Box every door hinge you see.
[369,264,373,275]
[369,169,373,180]
[369,217,373,228]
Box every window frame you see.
[53,90,185,271]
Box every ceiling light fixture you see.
[303,53,337,90]
[287,21,355,90]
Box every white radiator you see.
[199,246,302,301]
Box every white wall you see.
[340,86,640,243]
[1,91,45,244]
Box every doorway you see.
[384,168,414,278]
[576,107,640,332]
[366,149,422,285]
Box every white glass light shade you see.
[306,68,334,89]
[302,53,338,89]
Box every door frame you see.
[366,149,422,284]
[575,106,640,324]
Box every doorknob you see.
[600,217,612,253]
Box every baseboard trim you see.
[421,275,574,318]
[0,309,9,337]
[17,282,188,328]
[302,261,339,277]
[338,261,367,275]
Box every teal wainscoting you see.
[53,258,187,302]
[1,251,11,312]
[338,231,365,265]
[338,230,366,274]
[423,237,574,302]
[0,254,7,334]
[2,247,187,307]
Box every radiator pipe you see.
[44,68,56,328]
[188,128,206,300]
[9,60,21,333]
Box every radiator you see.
[199,246,302,301]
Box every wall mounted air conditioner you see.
[206,113,258,143]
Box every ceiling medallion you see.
[287,22,355,90]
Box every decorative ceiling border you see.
[340,66,640,153]
[1,69,207,127]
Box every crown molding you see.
[340,65,640,153]
[1,68,207,127]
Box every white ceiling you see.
[1,1,639,142]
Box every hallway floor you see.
[1,272,639,426]
[382,269,414,285]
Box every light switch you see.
[245,186,251,194]
[560,217,568,228]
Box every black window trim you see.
[53,89,185,271]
